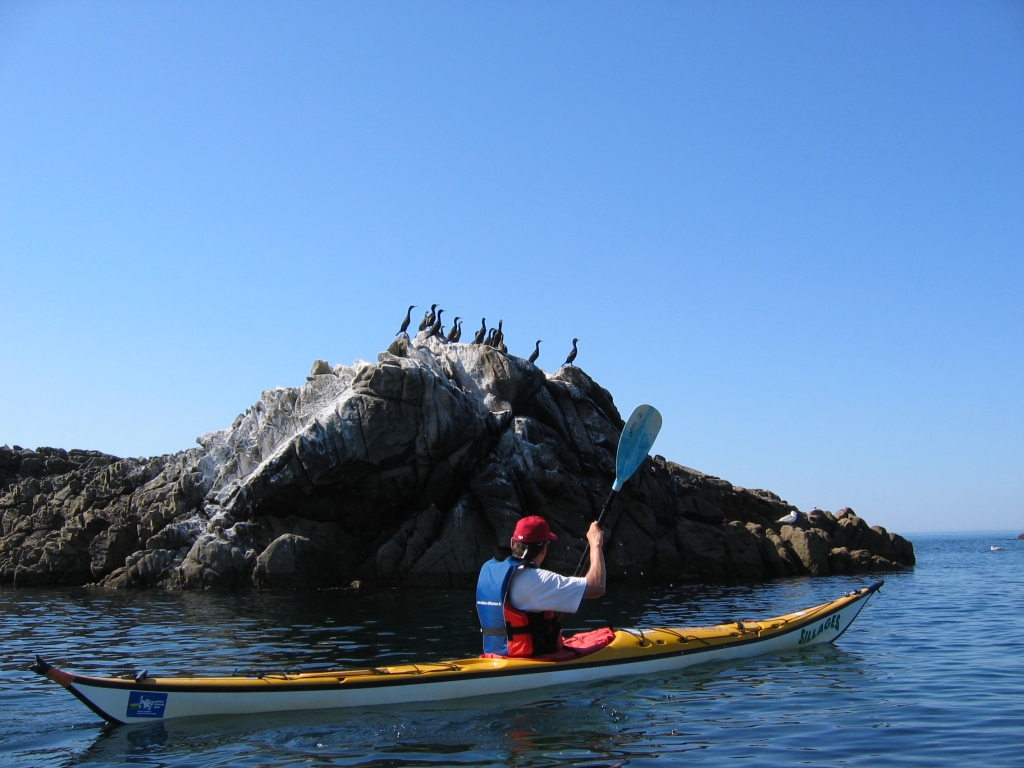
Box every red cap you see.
[511,516,558,544]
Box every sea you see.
[2,532,1021,767]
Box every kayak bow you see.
[32,581,882,725]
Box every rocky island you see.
[1,325,914,591]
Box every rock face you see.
[0,332,915,590]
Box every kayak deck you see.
[32,580,882,724]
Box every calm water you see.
[2,533,1021,767]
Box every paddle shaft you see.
[573,488,618,577]
[569,404,661,577]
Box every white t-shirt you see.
[508,567,587,614]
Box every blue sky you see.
[1,2,1021,533]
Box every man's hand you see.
[586,521,604,550]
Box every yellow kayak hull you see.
[33,581,882,724]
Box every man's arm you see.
[582,521,606,599]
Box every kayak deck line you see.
[31,580,883,724]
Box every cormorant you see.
[528,340,542,364]
[398,305,416,334]
[446,317,462,342]
[427,309,445,339]
[494,319,504,347]
[415,305,436,331]
[563,338,578,366]
[484,328,497,347]
[419,304,438,332]
[472,319,487,344]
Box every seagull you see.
[776,512,799,525]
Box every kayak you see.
[31,580,882,725]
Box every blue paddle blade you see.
[612,404,663,491]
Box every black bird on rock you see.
[494,319,504,348]
[563,338,578,366]
[484,328,497,347]
[426,309,445,340]
[418,304,438,332]
[398,305,416,334]
[446,317,462,342]
[528,340,542,364]
[472,318,487,344]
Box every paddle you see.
[573,404,663,577]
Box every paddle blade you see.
[611,404,662,491]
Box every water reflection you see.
[73,688,635,767]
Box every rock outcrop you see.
[0,332,915,590]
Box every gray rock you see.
[111,548,177,588]
[850,549,874,569]
[720,521,766,581]
[0,330,915,590]
[177,523,261,589]
[0,446,120,495]
[828,546,852,574]
[310,359,333,376]
[747,523,791,578]
[870,554,902,571]
[674,518,731,582]
[252,534,330,590]
[89,523,139,580]
[780,525,832,576]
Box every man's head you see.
[510,516,557,563]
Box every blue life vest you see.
[476,557,562,657]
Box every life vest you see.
[476,557,563,657]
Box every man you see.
[476,515,606,657]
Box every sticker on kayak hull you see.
[127,691,167,718]
[797,613,842,645]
